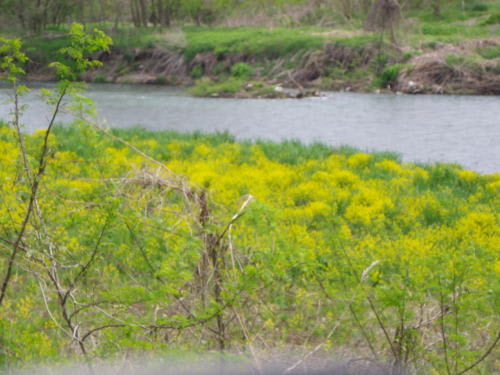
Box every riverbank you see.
[18,20,500,96]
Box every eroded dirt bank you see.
[397,39,500,95]
[25,38,500,95]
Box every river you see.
[0,83,499,174]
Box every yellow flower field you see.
[0,123,498,373]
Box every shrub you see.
[424,41,438,50]
[190,64,204,79]
[154,75,168,84]
[375,64,404,88]
[93,73,108,83]
[189,77,242,96]
[482,13,500,25]
[477,45,500,59]
[230,62,253,79]
[445,53,466,66]
[370,53,390,74]
[402,51,414,62]
[467,2,489,12]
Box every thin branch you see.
[126,222,162,280]
[38,280,73,340]
[11,85,32,183]
[64,216,110,305]
[439,284,452,375]
[80,324,127,343]
[457,330,500,375]
[316,275,378,359]
[214,194,253,250]
[367,297,399,361]
[0,87,66,307]
[69,300,121,322]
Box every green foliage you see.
[402,51,415,62]
[154,75,168,84]
[421,23,464,36]
[477,45,500,59]
[374,64,405,88]
[0,38,28,83]
[482,12,500,25]
[49,23,112,81]
[466,2,489,12]
[183,26,327,61]
[230,62,253,78]
[93,73,108,83]
[1,123,498,372]
[189,77,241,96]
[189,77,279,97]
[190,64,204,79]
[445,53,466,66]
[445,54,483,75]
[370,53,390,73]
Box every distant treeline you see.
[0,1,486,32]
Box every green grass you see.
[183,26,325,61]
[189,77,279,97]
[189,77,245,96]
[406,0,500,44]
[182,26,375,61]
[23,35,71,64]
[445,54,483,74]
[482,12,500,25]
[231,62,253,79]
[51,124,402,167]
[21,25,377,66]
[477,45,500,59]
[373,64,408,89]
[417,21,499,43]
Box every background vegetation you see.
[1,1,499,94]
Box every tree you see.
[364,0,402,44]
[151,0,181,27]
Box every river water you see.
[0,83,499,174]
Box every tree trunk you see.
[339,0,352,19]
[139,0,148,27]
[364,0,401,44]
[131,0,140,27]
[431,3,441,17]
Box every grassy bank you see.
[5,0,498,95]
[0,122,498,372]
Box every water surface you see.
[1,83,498,173]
